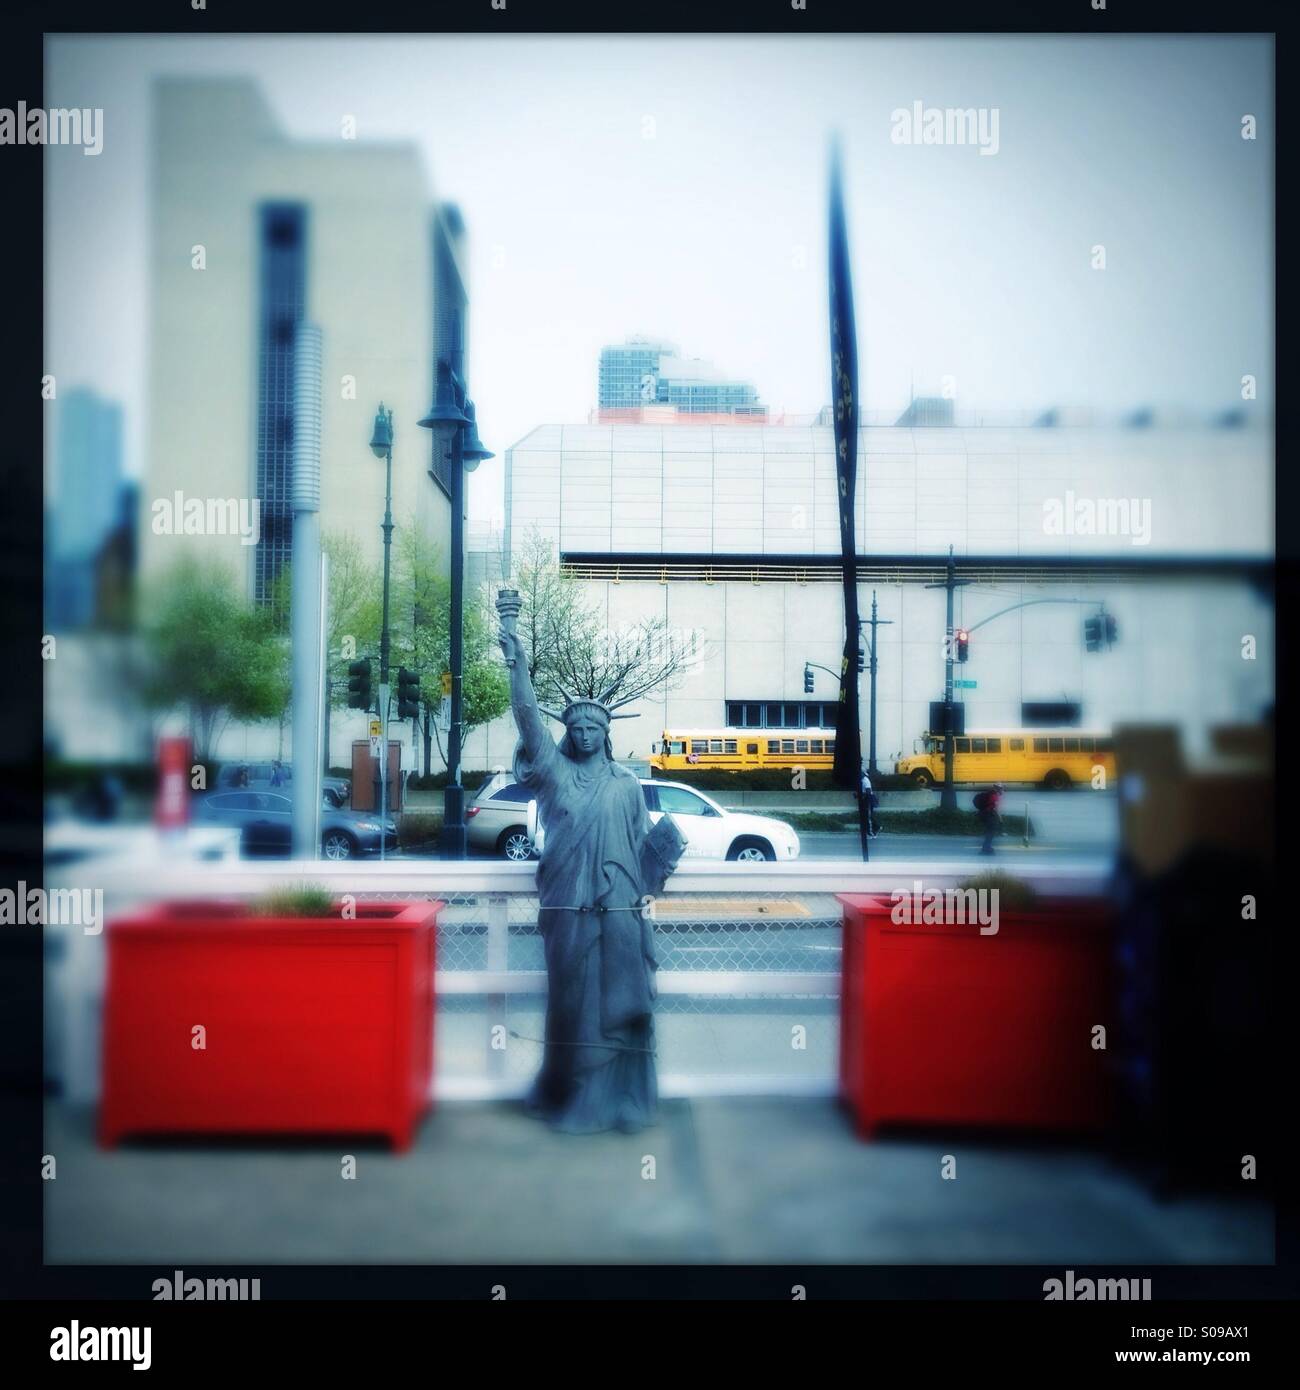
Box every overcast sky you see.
[47,34,1273,528]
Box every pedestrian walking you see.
[973,782,1004,855]
[860,764,881,838]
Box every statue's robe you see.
[515,733,686,1133]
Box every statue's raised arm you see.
[496,588,549,765]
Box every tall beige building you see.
[142,77,460,594]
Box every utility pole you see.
[370,404,395,860]
[925,546,969,812]
[863,590,892,776]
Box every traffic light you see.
[347,658,372,710]
[955,628,969,662]
[857,646,866,673]
[1103,613,1118,647]
[396,667,420,721]
[803,664,814,694]
[1084,615,1103,652]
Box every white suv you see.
[528,778,799,863]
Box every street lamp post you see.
[419,363,493,858]
[863,590,893,776]
[369,403,395,859]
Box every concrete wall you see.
[507,422,1273,560]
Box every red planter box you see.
[101,899,441,1151]
[838,893,1114,1138]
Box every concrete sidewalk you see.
[46,1097,1270,1266]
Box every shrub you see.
[252,883,336,917]
[958,871,1038,910]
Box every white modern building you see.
[462,415,1274,771]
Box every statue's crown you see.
[537,688,640,724]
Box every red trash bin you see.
[101,899,441,1151]
[838,892,1115,1139]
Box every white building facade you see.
[462,418,1274,771]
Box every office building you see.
[598,337,763,419]
[141,77,459,601]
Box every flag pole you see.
[827,139,869,861]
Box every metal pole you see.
[940,548,958,812]
[865,590,891,775]
[443,405,467,859]
[379,437,393,861]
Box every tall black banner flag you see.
[828,143,864,803]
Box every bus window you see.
[1010,738,1024,751]
[1033,738,1048,752]
[691,740,709,754]
[1049,738,1064,753]
[766,740,779,754]
[810,739,823,753]
[796,739,809,753]
[709,739,723,754]
[724,740,737,754]
[1064,738,1080,753]
[1080,737,1094,753]
[972,738,986,753]
[987,738,1001,753]
[781,740,795,754]
[956,738,971,753]
[826,741,835,755]
[670,741,685,755]
[746,743,758,755]
[1096,737,1113,753]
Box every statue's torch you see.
[496,588,521,666]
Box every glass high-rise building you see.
[598,337,763,416]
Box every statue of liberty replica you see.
[496,588,687,1134]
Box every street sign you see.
[368,718,382,758]
[440,672,452,696]
[954,679,978,689]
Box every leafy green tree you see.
[138,556,285,762]
[390,525,509,774]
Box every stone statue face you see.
[566,715,606,761]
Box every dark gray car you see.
[194,789,396,860]
[218,762,351,808]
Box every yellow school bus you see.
[649,728,837,774]
[894,728,1115,790]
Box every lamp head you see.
[418,362,469,442]
[369,404,393,458]
[460,400,494,470]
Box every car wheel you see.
[1043,768,1071,791]
[727,838,775,863]
[499,827,535,861]
[910,769,934,788]
[322,830,356,860]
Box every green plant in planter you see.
[957,871,1038,911]
[252,883,337,918]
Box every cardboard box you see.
[1114,723,1273,876]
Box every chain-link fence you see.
[347,885,843,1095]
